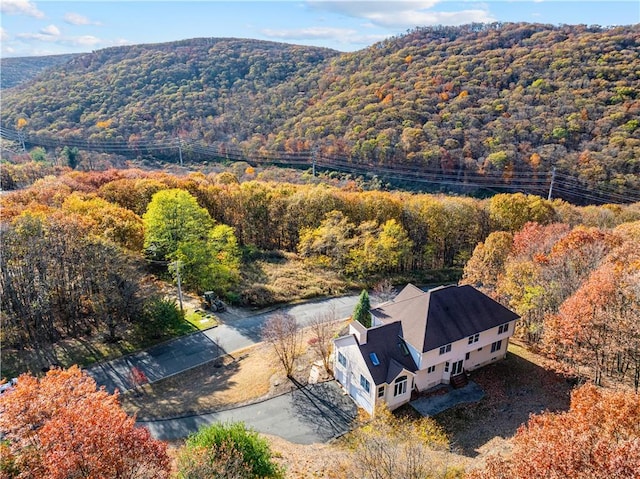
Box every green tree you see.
[143,188,213,261]
[143,189,240,294]
[29,147,47,163]
[176,422,283,479]
[353,290,371,328]
[61,146,80,169]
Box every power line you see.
[2,127,638,205]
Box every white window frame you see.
[439,343,452,355]
[338,352,347,367]
[360,374,371,393]
[427,365,436,374]
[498,323,509,334]
[491,339,503,353]
[393,375,408,397]
[377,385,385,398]
[468,333,479,344]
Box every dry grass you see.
[239,252,351,306]
[121,321,344,420]
[121,342,285,420]
[267,435,351,479]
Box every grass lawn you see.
[184,309,220,330]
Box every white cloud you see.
[307,0,494,28]
[1,0,44,18]
[0,27,10,42]
[64,12,100,26]
[261,26,387,46]
[17,30,102,47]
[72,35,102,47]
[40,24,61,36]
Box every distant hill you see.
[1,24,639,198]
[1,54,80,89]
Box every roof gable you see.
[357,322,418,386]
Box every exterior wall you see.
[416,319,517,388]
[383,370,414,411]
[333,335,375,414]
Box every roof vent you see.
[370,352,380,366]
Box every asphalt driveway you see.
[87,294,360,394]
[137,380,358,444]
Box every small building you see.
[333,284,519,414]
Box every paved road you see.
[138,380,358,444]
[87,294,360,394]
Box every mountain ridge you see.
[2,23,639,196]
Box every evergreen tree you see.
[353,289,371,328]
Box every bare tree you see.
[308,304,337,374]
[372,279,396,305]
[262,313,301,377]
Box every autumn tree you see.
[176,422,283,479]
[262,313,302,377]
[0,366,170,479]
[468,384,640,479]
[461,231,514,293]
[488,193,556,232]
[346,405,461,479]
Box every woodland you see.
[1,20,640,479]
[2,23,639,201]
[0,162,638,476]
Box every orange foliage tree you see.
[0,366,170,478]
[469,383,640,479]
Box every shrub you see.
[176,422,283,479]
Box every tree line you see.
[462,219,640,391]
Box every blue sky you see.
[1,1,639,57]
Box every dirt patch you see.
[432,340,575,463]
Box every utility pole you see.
[312,147,317,177]
[174,260,184,312]
[176,138,183,166]
[548,166,556,201]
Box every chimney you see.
[349,320,368,345]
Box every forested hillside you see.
[0,53,79,89]
[2,23,639,198]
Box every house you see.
[333,284,519,414]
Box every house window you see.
[360,375,371,393]
[427,365,436,374]
[498,323,509,334]
[439,344,452,355]
[394,375,407,396]
[377,386,385,398]
[491,340,503,353]
[338,352,347,367]
[468,333,479,344]
[444,362,450,373]
[465,352,470,360]
[398,341,410,356]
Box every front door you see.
[451,359,464,376]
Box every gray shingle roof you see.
[357,321,418,386]
[371,284,520,353]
